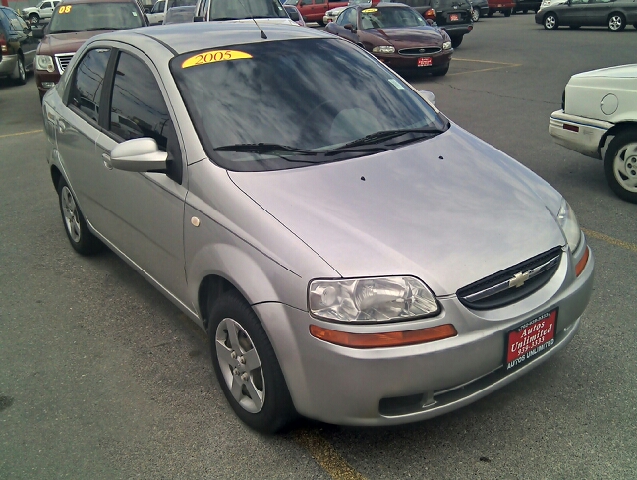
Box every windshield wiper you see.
[209,17,240,21]
[214,143,319,155]
[335,127,446,150]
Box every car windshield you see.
[360,6,427,30]
[165,0,197,9]
[206,0,288,20]
[170,38,447,171]
[48,2,144,33]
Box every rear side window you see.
[68,48,111,124]
[3,8,28,31]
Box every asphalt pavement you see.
[1,14,636,479]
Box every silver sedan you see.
[41,22,594,433]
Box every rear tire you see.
[543,13,558,29]
[11,56,27,86]
[208,290,296,433]
[603,130,637,204]
[57,177,103,255]
[451,35,463,48]
[608,12,625,31]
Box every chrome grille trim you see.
[54,53,75,74]
[398,47,442,56]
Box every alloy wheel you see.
[608,15,623,31]
[471,8,479,21]
[215,317,265,413]
[544,14,557,29]
[611,142,637,194]
[61,186,82,243]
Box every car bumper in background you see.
[440,24,473,36]
[374,50,453,71]
[549,109,612,159]
[255,246,594,426]
[0,54,18,76]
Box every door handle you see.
[102,152,113,170]
[57,119,67,133]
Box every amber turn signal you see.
[575,245,590,277]
[309,324,457,349]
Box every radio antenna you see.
[237,0,267,39]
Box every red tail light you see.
[425,8,436,21]
[0,34,8,54]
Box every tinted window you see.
[284,5,299,20]
[109,52,171,150]
[3,8,28,30]
[68,48,111,124]
[361,6,426,29]
[207,0,287,20]
[336,7,356,25]
[170,39,447,171]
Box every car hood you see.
[227,126,565,295]
[367,27,443,46]
[571,63,637,80]
[37,30,113,55]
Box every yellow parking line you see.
[582,228,637,254]
[0,129,43,139]
[293,429,367,480]
[452,58,519,65]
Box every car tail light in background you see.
[425,8,436,21]
[0,34,8,54]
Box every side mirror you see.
[32,27,45,39]
[418,90,436,105]
[110,138,167,172]
[344,23,357,32]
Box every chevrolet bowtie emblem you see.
[509,271,530,288]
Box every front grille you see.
[54,53,74,74]
[457,246,563,310]
[398,47,442,56]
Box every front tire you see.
[544,13,558,29]
[603,131,637,204]
[57,177,103,255]
[472,8,480,21]
[608,13,625,31]
[208,290,296,433]
[28,13,39,25]
[431,64,449,76]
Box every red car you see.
[326,4,453,76]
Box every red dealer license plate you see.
[418,57,432,67]
[505,309,557,371]
[449,13,459,21]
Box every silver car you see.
[42,22,594,433]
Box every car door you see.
[55,47,113,228]
[332,7,360,43]
[558,0,590,25]
[93,46,188,302]
[584,0,614,25]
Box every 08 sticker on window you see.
[58,5,71,13]
[182,50,253,69]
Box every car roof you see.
[57,0,139,5]
[99,22,331,55]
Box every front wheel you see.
[603,131,637,204]
[608,13,625,31]
[471,8,480,21]
[451,35,463,48]
[544,13,558,29]
[57,177,103,254]
[208,290,296,433]
[29,13,39,25]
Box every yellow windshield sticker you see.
[58,5,72,13]
[362,8,377,13]
[182,50,253,69]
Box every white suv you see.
[21,0,61,25]
[549,64,637,204]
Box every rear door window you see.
[68,48,111,124]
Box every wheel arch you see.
[50,164,62,191]
[608,10,625,21]
[198,274,243,330]
[600,121,637,154]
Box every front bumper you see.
[439,23,473,36]
[35,69,62,99]
[255,244,594,426]
[0,54,18,76]
[373,50,452,71]
[549,109,612,159]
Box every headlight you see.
[35,55,55,73]
[443,41,452,50]
[556,199,581,253]
[309,276,439,323]
[372,45,395,54]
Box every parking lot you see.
[1,13,637,479]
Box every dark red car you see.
[326,3,452,76]
[32,0,147,100]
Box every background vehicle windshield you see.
[361,6,427,29]
[170,38,446,171]
[166,0,197,10]
[48,2,144,32]
[206,0,287,20]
